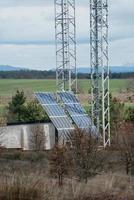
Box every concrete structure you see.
[0,123,55,150]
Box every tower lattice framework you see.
[90,0,110,147]
[55,0,77,92]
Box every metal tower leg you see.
[90,0,110,147]
[55,0,77,93]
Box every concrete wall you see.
[0,123,55,150]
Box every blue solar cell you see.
[71,115,91,128]
[35,92,56,105]
[53,117,73,129]
[43,105,65,117]
[58,92,98,136]
[35,92,74,133]
[65,104,86,116]
[59,92,78,104]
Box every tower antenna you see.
[90,0,110,147]
[55,0,77,92]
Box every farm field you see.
[0,78,133,115]
[0,79,131,96]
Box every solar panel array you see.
[58,92,97,136]
[35,91,97,140]
[35,92,74,141]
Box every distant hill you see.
[77,66,134,74]
[110,66,134,73]
[0,65,25,71]
[0,65,134,73]
[0,67,133,79]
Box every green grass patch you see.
[0,79,129,96]
[78,79,128,94]
[0,79,57,96]
[0,105,6,115]
[124,103,134,109]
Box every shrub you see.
[1,151,47,163]
[7,90,26,123]
[1,152,22,160]
[20,152,46,162]
[7,90,48,123]
[49,145,72,186]
[22,100,48,123]
[69,129,106,182]
[30,124,46,151]
[125,107,134,122]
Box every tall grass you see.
[0,153,133,200]
[0,172,44,200]
[0,170,133,200]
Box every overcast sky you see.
[0,0,134,70]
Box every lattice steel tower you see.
[55,0,77,92]
[90,0,110,147]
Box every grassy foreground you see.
[0,79,129,96]
[0,149,133,200]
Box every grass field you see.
[0,78,133,118]
[0,79,130,96]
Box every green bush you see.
[125,107,134,122]
[7,90,26,123]
[7,90,48,123]
[22,100,48,123]
[1,152,22,160]
[1,151,47,163]
[20,152,46,162]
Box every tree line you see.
[0,70,133,79]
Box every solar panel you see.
[35,92,74,140]
[58,92,97,136]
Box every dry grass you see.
[39,173,134,199]
[0,149,134,200]
[0,168,134,200]
[0,159,46,199]
[0,173,44,200]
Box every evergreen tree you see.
[23,100,47,122]
[8,90,26,122]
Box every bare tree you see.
[0,128,4,149]
[69,129,106,182]
[0,117,6,150]
[30,124,46,151]
[119,124,134,175]
[49,145,72,186]
[110,96,125,143]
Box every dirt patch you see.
[78,92,134,105]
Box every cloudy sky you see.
[0,0,133,70]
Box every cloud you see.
[0,44,55,70]
[0,5,54,43]
[109,37,134,66]
[0,0,51,7]
[0,0,133,68]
